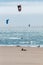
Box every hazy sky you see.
[0,1,43,31]
[0,0,43,2]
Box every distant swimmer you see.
[17,5,22,12]
[6,19,9,24]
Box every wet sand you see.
[0,46,43,65]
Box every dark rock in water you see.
[21,48,27,51]
[21,37,23,39]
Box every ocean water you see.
[0,31,43,47]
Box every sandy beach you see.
[0,46,43,65]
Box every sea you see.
[0,28,43,47]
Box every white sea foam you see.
[20,41,29,44]
[0,45,43,47]
[8,37,21,39]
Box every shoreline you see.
[0,45,42,47]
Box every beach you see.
[0,46,43,65]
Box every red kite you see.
[17,5,22,12]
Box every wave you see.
[8,37,21,39]
[0,44,43,47]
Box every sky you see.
[0,0,43,2]
[0,1,43,31]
